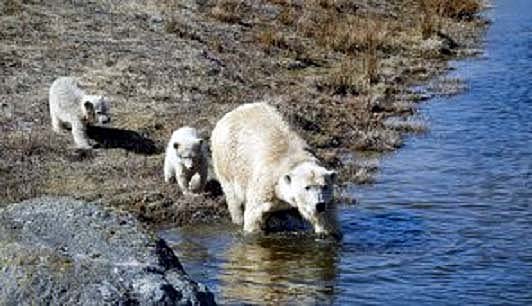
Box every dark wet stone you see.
[0,197,216,305]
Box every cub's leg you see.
[71,121,91,149]
[164,158,176,183]
[176,169,191,195]
[51,113,63,134]
[188,173,203,193]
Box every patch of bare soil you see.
[0,0,487,226]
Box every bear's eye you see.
[305,186,311,191]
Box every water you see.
[160,2,532,304]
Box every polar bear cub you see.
[164,127,208,195]
[211,102,340,238]
[49,77,111,148]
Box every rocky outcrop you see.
[0,197,216,305]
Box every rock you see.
[150,14,163,24]
[0,197,216,305]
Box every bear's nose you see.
[316,202,326,213]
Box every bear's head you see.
[277,161,337,219]
[173,138,204,170]
[82,95,111,125]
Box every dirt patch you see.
[0,0,487,227]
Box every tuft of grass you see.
[318,57,366,96]
[278,6,296,26]
[438,0,481,19]
[419,0,482,38]
[210,0,248,24]
[420,0,440,39]
[383,117,428,133]
[364,19,388,84]
[255,29,290,52]
[165,16,203,42]
[353,128,404,151]
[2,0,22,16]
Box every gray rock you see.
[0,197,216,305]
[150,14,163,24]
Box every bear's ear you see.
[283,174,292,185]
[83,101,95,123]
[173,142,179,150]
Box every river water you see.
[160,1,532,304]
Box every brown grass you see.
[318,57,366,96]
[438,0,481,19]
[2,0,22,16]
[0,0,486,223]
[419,0,482,38]
[210,0,248,24]
[255,29,290,53]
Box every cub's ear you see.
[173,142,179,150]
[83,101,95,123]
[283,174,292,185]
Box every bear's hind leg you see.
[220,182,244,225]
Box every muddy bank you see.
[0,0,487,226]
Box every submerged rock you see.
[0,197,215,305]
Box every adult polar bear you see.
[211,102,341,238]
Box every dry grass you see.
[0,0,485,222]
[255,29,292,53]
[438,0,482,19]
[2,0,22,16]
[419,0,483,38]
[383,117,428,133]
[210,0,248,24]
[318,57,366,96]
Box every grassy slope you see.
[0,0,486,226]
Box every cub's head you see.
[278,162,337,217]
[172,136,204,169]
[82,95,111,125]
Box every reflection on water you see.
[160,225,339,305]
[160,210,433,305]
[161,1,532,304]
[219,235,338,304]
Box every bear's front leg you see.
[243,201,274,233]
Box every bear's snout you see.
[316,202,326,213]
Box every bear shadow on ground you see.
[87,126,161,155]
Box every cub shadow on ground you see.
[87,126,161,155]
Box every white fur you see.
[164,127,208,195]
[49,77,111,148]
[211,102,340,237]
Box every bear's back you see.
[211,102,307,190]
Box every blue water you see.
[160,1,532,304]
